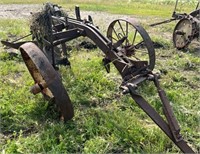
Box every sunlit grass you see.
[0,19,30,40]
[1,43,199,153]
[0,1,199,153]
[0,0,197,17]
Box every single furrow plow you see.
[1,3,196,153]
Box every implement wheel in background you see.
[173,17,195,50]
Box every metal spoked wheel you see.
[107,18,155,71]
[19,42,74,121]
[173,18,194,50]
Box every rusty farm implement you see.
[1,3,196,153]
[150,0,200,50]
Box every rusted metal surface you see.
[1,3,196,153]
[150,0,200,50]
[1,34,33,49]
[30,81,48,95]
[173,15,200,49]
[20,42,74,121]
[1,40,35,49]
[121,73,195,153]
[126,81,195,153]
[107,18,155,71]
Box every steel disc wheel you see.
[19,42,74,121]
[173,18,194,50]
[107,18,155,71]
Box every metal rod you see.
[12,33,32,43]
[173,0,179,17]
[132,30,137,45]
[126,22,128,46]
[117,20,126,36]
[196,2,199,10]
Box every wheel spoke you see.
[117,20,126,36]
[132,29,138,45]
[112,27,120,40]
[126,22,129,46]
[110,35,119,42]
[135,48,148,54]
[134,41,144,49]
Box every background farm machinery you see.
[1,3,196,153]
[150,0,200,50]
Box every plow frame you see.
[1,3,196,153]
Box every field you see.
[0,0,200,153]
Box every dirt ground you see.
[0,4,144,31]
[0,4,124,25]
[0,4,199,53]
[0,4,143,52]
[0,4,42,19]
[0,4,127,53]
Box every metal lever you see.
[75,6,81,21]
[173,0,179,17]
[88,15,93,24]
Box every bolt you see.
[30,81,48,95]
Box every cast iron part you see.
[1,3,195,153]
[19,42,74,121]
[150,0,200,50]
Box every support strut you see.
[125,74,195,153]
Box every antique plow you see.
[1,3,195,153]
[150,0,200,50]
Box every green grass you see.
[0,1,200,153]
[0,0,198,17]
[0,19,30,40]
[1,46,199,153]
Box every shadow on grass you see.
[0,91,113,139]
[0,50,23,62]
